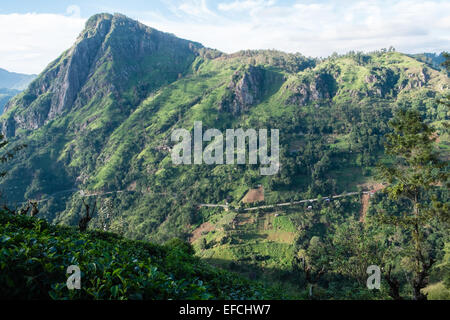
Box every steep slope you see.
[0,13,215,214]
[0,14,448,228]
[0,68,36,90]
[0,14,448,297]
[1,13,207,136]
[0,68,35,115]
[0,88,20,114]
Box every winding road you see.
[198,191,374,212]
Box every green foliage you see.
[0,133,26,178]
[376,109,449,300]
[1,48,447,242]
[0,14,448,300]
[0,212,283,300]
[0,88,20,114]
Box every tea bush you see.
[0,212,283,300]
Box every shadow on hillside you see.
[202,257,375,300]
[203,257,305,290]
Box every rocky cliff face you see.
[1,13,203,137]
[0,12,447,244]
[219,65,266,115]
[361,66,433,98]
[3,14,114,132]
[4,14,443,138]
[286,60,444,105]
[287,72,337,106]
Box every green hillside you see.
[0,13,448,299]
[0,88,20,114]
[0,68,36,91]
[0,211,284,299]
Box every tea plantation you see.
[0,211,284,300]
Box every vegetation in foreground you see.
[0,211,287,300]
[0,13,448,300]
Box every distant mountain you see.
[0,13,448,299]
[0,68,36,90]
[0,88,20,114]
[0,69,35,114]
[409,52,447,71]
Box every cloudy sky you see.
[1,0,449,74]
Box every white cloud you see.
[149,0,449,57]
[0,0,449,74]
[177,0,217,20]
[218,0,275,12]
[66,5,81,18]
[0,12,85,74]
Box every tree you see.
[294,236,329,298]
[0,133,26,213]
[377,109,448,300]
[441,52,450,75]
[79,198,96,232]
[331,219,383,286]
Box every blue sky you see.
[1,0,449,74]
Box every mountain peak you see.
[80,12,163,41]
[1,13,206,136]
[85,12,114,25]
[78,12,114,39]
[81,13,139,37]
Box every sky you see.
[0,0,449,74]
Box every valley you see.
[0,12,448,300]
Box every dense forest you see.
[0,13,448,299]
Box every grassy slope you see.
[0,48,448,298]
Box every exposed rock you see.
[364,74,377,83]
[287,72,336,106]
[219,65,265,115]
[5,14,113,117]
[398,68,430,91]
[362,67,399,98]
[287,82,310,106]
[2,116,16,137]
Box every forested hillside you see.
[0,13,448,299]
[0,68,36,91]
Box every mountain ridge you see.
[0,13,448,298]
[0,13,448,218]
[0,68,36,91]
